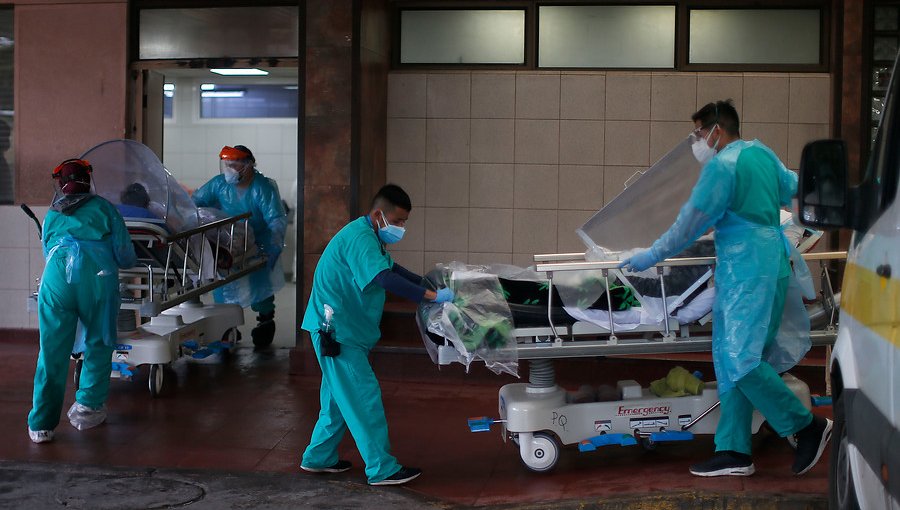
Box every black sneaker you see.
[792,416,833,475]
[689,451,755,477]
[252,313,276,348]
[300,460,352,473]
[369,466,422,486]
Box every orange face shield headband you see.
[219,146,253,161]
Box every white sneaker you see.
[28,428,54,444]
[67,402,108,431]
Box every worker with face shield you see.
[28,159,137,443]
[300,184,454,486]
[192,145,287,348]
[620,100,832,477]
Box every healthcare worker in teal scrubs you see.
[27,159,136,443]
[620,100,832,477]
[300,184,454,486]
[193,145,287,348]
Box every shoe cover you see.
[67,402,108,431]
[28,428,54,443]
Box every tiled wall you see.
[0,205,48,329]
[386,71,831,274]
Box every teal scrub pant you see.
[302,332,401,483]
[28,257,115,431]
[714,275,814,455]
[251,295,275,315]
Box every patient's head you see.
[121,183,150,209]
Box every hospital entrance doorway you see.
[140,66,300,348]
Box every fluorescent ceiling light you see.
[200,83,216,91]
[201,91,245,98]
[283,85,299,90]
[210,68,269,76]
[164,91,174,98]
[163,83,175,91]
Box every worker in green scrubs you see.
[27,159,136,443]
[621,100,832,477]
[300,184,453,486]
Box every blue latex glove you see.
[618,249,658,273]
[434,287,455,303]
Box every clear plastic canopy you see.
[79,139,199,231]
[578,136,702,252]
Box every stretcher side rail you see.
[507,251,848,359]
[120,212,266,317]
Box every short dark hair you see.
[371,184,411,212]
[121,182,150,208]
[233,145,256,163]
[692,99,740,137]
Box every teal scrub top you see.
[302,217,394,350]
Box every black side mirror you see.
[798,139,850,230]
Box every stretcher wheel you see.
[73,358,83,391]
[148,363,167,398]
[520,432,560,473]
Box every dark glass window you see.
[200,84,298,119]
[0,8,13,205]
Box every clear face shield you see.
[220,159,248,185]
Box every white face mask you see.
[691,125,720,165]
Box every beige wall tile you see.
[387,118,426,162]
[469,252,513,265]
[426,163,469,207]
[651,74,697,121]
[424,207,468,252]
[0,290,30,328]
[560,74,605,120]
[741,123,789,165]
[514,209,558,254]
[789,75,830,124]
[426,119,470,163]
[470,164,514,208]
[388,250,424,275]
[388,73,426,118]
[1,207,32,248]
[697,74,743,117]
[788,123,830,169]
[743,74,790,123]
[391,209,425,251]
[512,253,537,268]
[560,120,604,166]
[471,119,515,163]
[426,73,471,119]
[558,165,603,210]
[558,210,595,252]
[604,166,645,205]
[516,73,561,119]
[515,120,559,164]
[515,164,559,209]
[606,73,651,120]
[386,162,426,207]
[604,121,650,166]
[0,249,30,290]
[424,251,468,270]
[650,121,694,164]
[29,248,44,288]
[469,208,514,253]
[471,73,516,119]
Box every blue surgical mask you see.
[378,211,406,244]
[223,167,240,185]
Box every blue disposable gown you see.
[645,140,814,394]
[192,170,287,307]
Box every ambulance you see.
[798,51,900,509]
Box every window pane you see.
[539,6,675,68]
[0,9,12,205]
[140,7,299,60]
[200,84,298,119]
[690,9,820,65]
[400,10,525,64]
[163,84,174,120]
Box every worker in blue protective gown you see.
[620,100,833,477]
[27,159,137,443]
[193,145,287,348]
[300,184,454,486]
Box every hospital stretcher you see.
[429,249,846,472]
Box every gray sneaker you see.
[369,467,422,486]
[689,451,755,477]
